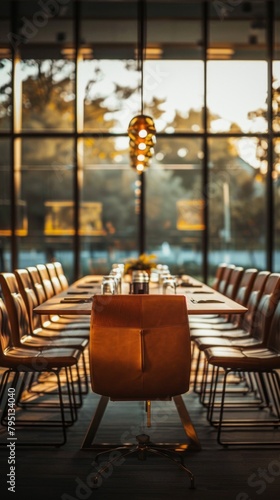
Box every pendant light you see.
[128,0,156,173]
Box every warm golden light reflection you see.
[0,200,28,236]
[207,47,234,60]
[13,56,22,133]
[44,201,105,236]
[176,200,205,231]
[128,114,156,172]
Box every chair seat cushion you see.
[204,345,280,370]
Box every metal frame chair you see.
[82,294,198,490]
[0,298,82,446]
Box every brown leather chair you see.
[190,268,258,331]
[26,267,89,329]
[190,270,270,342]
[197,272,280,404]
[0,298,82,446]
[190,268,259,392]
[0,272,89,349]
[211,262,228,291]
[15,269,89,335]
[0,272,89,396]
[52,261,69,291]
[190,266,244,327]
[189,263,236,323]
[204,296,280,446]
[82,294,196,489]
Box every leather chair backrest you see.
[9,292,32,345]
[250,273,280,344]
[240,271,270,332]
[27,267,48,300]
[24,287,42,331]
[15,268,33,292]
[0,278,29,348]
[266,300,280,351]
[53,262,69,291]
[45,263,62,294]
[36,264,55,298]
[229,268,258,326]
[0,298,13,355]
[224,266,244,300]
[90,295,191,400]
[211,263,227,291]
[0,273,21,344]
[218,264,235,295]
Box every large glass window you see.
[21,59,75,131]
[146,137,203,276]
[0,58,12,131]
[19,138,75,277]
[0,0,279,280]
[0,139,11,271]
[81,136,138,274]
[208,136,266,270]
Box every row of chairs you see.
[0,262,89,446]
[1,264,198,488]
[190,263,280,446]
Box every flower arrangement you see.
[124,253,157,275]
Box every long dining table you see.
[34,273,247,452]
[34,274,248,317]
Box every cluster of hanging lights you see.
[128,0,156,173]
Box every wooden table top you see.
[34,274,248,316]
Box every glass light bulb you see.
[139,129,147,138]
[138,142,146,150]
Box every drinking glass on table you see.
[110,268,122,294]
[162,275,177,294]
[101,276,117,295]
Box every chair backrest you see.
[14,268,36,326]
[217,264,235,294]
[15,268,51,327]
[250,273,280,345]
[36,264,56,298]
[228,268,258,326]
[90,295,191,400]
[0,298,13,356]
[10,292,33,345]
[211,263,227,291]
[223,266,244,300]
[53,262,69,291]
[0,273,31,347]
[45,263,63,294]
[266,300,280,351]
[27,266,48,301]
[0,272,18,294]
[15,268,33,292]
[0,273,21,344]
[16,269,44,331]
[28,266,54,301]
[240,270,270,332]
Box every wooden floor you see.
[1,365,280,500]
